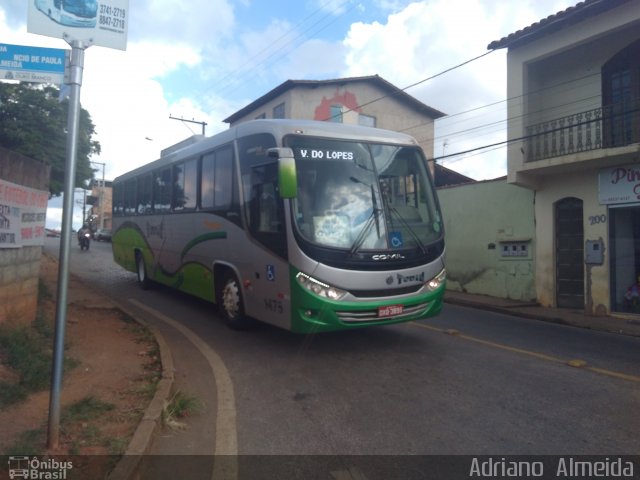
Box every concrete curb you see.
[107,301,175,480]
[444,297,640,338]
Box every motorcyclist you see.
[77,223,91,247]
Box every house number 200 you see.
[589,214,607,225]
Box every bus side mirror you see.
[268,147,298,198]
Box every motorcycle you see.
[79,232,91,251]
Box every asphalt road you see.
[44,237,640,476]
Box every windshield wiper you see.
[348,178,382,256]
[348,207,382,257]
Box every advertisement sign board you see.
[27,0,129,50]
[598,163,640,205]
[0,179,49,249]
[0,43,66,84]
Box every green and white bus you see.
[112,119,446,333]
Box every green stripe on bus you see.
[180,232,228,261]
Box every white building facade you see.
[491,0,640,315]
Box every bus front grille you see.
[336,302,430,324]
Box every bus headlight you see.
[296,272,347,300]
[426,268,446,291]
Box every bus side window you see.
[124,179,136,215]
[249,164,281,234]
[215,147,232,208]
[137,174,153,214]
[113,183,124,216]
[154,168,171,213]
[244,164,287,259]
[173,159,197,211]
[238,133,286,258]
[201,145,233,210]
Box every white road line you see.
[129,299,238,480]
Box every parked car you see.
[94,228,112,242]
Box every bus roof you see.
[114,119,420,183]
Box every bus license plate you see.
[378,304,403,317]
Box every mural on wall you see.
[314,89,361,121]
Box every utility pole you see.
[90,161,106,229]
[169,114,207,136]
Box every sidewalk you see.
[444,290,640,338]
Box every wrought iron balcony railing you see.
[525,100,640,162]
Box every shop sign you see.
[598,163,640,205]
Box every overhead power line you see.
[207,0,357,100]
[325,50,497,121]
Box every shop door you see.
[555,197,584,308]
[610,206,640,313]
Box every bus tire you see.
[136,251,151,290]
[219,271,252,330]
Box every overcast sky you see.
[1,0,573,228]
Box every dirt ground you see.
[0,254,159,465]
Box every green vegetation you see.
[4,396,119,456]
[0,321,57,407]
[0,82,100,196]
[162,390,203,430]
[61,395,114,423]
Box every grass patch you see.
[162,390,203,430]
[62,396,114,423]
[0,321,77,408]
[3,397,121,456]
[62,397,116,455]
[4,428,46,456]
[0,324,52,408]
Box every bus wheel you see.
[136,252,151,290]
[220,272,252,330]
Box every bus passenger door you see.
[245,162,291,328]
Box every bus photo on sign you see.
[33,0,98,28]
[111,119,446,333]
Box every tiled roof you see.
[487,0,632,50]
[223,75,446,124]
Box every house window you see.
[329,105,343,123]
[255,113,266,119]
[358,114,376,128]
[273,103,285,119]
[602,39,640,148]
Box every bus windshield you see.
[287,136,442,253]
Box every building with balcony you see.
[489,0,640,314]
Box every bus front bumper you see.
[290,268,445,334]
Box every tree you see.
[0,82,100,196]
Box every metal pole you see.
[100,163,105,229]
[48,39,87,450]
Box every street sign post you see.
[0,43,66,84]
[26,0,129,450]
